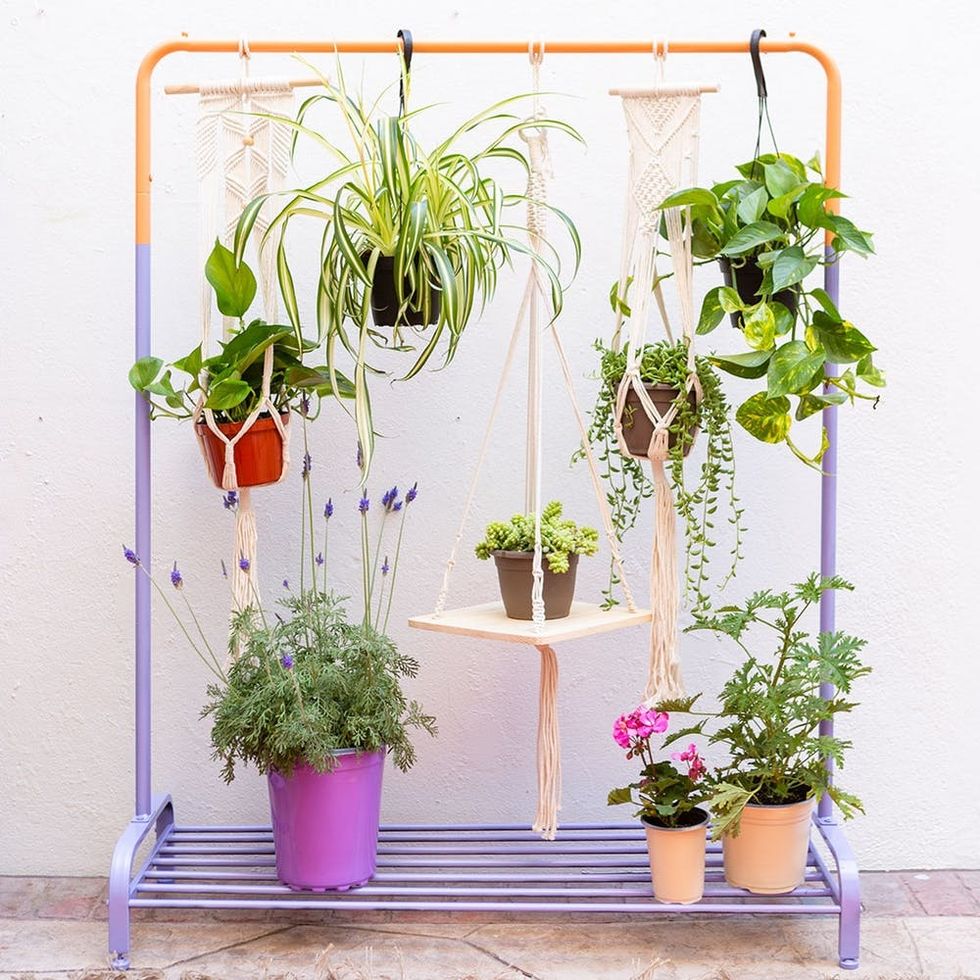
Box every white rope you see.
[532,643,561,840]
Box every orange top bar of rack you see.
[136,38,841,243]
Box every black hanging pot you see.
[718,257,799,330]
[368,255,441,328]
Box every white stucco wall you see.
[2,0,979,876]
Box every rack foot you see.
[819,817,861,971]
[110,954,131,971]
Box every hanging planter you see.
[717,257,797,328]
[475,501,598,621]
[197,412,290,489]
[619,382,700,460]
[268,750,385,890]
[368,255,441,328]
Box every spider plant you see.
[233,59,582,479]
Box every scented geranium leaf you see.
[796,391,848,420]
[607,786,635,807]
[812,311,876,363]
[743,302,777,351]
[711,349,771,380]
[654,694,702,713]
[697,286,726,335]
[129,356,163,391]
[205,240,257,318]
[771,246,818,292]
[718,221,784,257]
[767,341,827,398]
[857,353,887,387]
[707,782,755,839]
[736,392,792,444]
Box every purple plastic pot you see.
[267,748,385,891]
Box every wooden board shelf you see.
[408,601,651,646]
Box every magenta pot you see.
[267,748,385,891]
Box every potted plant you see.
[580,337,743,614]
[474,500,598,620]
[123,477,434,891]
[684,573,871,894]
[607,705,711,904]
[233,62,581,478]
[660,152,884,467]
[129,242,353,489]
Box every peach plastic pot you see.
[642,808,708,904]
[197,413,289,489]
[722,796,816,894]
[619,383,699,459]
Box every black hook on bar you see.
[750,28,768,99]
[397,28,413,115]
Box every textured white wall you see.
[2,0,979,876]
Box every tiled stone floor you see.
[0,872,978,979]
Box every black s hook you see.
[397,29,413,116]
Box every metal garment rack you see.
[109,36,859,971]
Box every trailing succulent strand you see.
[578,340,744,613]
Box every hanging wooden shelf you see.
[408,601,651,646]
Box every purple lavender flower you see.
[406,482,418,504]
[282,578,290,590]
[316,552,324,567]
[239,555,251,572]
[324,498,334,519]
[223,490,238,510]
[281,653,294,669]
[170,562,183,590]
[381,555,390,576]
[300,394,311,417]
[301,451,312,480]
[358,495,370,514]
[383,485,399,511]
[392,500,403,512]
[221,559,228,579]
[122,545,140,566]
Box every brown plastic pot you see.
[197,413,289,490]
[369,255,441,328]
[719,257,799,329]
[619,383,699,459]
[642,808,708,904]
[722,796,815,894]
[492,551,579,621]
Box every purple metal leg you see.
[135,243,152,819]
[819,818,861,970]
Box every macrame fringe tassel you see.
[645,457,685,704]
[222,442,238,492]
[532,644,561,841]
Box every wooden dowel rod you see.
[164,78,322,95]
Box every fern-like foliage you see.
[688,573,871,838]
[204,591,436,783]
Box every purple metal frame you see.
[109,40,861,973]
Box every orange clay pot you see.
[722,797,815,894]
[642,808,708,904]
[197,413,289,489]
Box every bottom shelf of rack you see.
[129,821,842,915]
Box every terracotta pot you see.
[492,551,579,621]
[369,255,441,328]
[718,257,799,329]
[643,808,708,904]
[723,796,815,894]
[619,383,699,459]
[197,413,289,490]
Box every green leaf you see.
[806,152,823,176]
[743,302,777,351]
[812,311,876,363]
[717,286,745,314]
[658,188,720,211]
[771,301,795,336]
[809,287,842,322]
[771,246,818,292]
[824,214,875,256]
[797,185,846,227]
[766,184,807,220]
[763,161,799,198]
[607,786,634,807]
[767,341,827,398]
[172,345,203,379]
[718,221,784,257]
[128,356,162,391]
[710,350,772,380]
[736,392,792,443]
[205,241,257,318]
[697,287,726,335]
[206,378,252,411]
[736,186,768,224]
[857,353,886,388]
[796,391,847,420]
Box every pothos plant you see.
[577,332,744,614]
[661,573,871,838]
[233,58,582,479]
[128,242,352,423]
[660,152,883,467]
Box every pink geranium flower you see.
[612,714,632,748]
[672,742,707,782]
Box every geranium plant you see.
[677,573,871,838]
[661,152,884,467]
[474,500,598,573]
[579,337,744,613]
[234,60,582,478]
[607,705,711,828]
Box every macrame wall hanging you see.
[414,47,645,840]
[609,52,717,704]
[189,41,296,622]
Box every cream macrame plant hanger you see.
[189,42,295,622]
[412,49,646,841]
[609,67,715,704]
